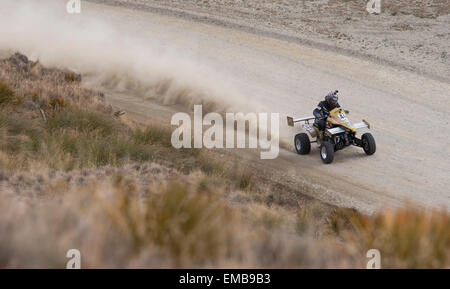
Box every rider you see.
[313,90,340,138]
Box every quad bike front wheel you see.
[362,133,376,155]
[320,141,334,164]
[294,133,311,155]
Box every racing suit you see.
[313,100,340,132]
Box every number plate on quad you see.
[303,123,317,137]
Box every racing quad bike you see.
[287,108,376,164]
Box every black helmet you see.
[325,90,339,107]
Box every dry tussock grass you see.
[2,169,448,268]
[328,206,450,268]
[0,53,107,112]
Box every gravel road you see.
[85,2,450,212]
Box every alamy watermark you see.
[66,0,81,14]
[366,0,381,14]
[66,249,81,269]
[366,249,381,269]
[171,105,280,159]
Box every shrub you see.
[133,125,171,146]
[64,73,78,82]
[100,177,237,267]
[49,96,68,110]
[47,109,116,137]
[0,82,16,106]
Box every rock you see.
[9,52,29,65]
[8,52,30,71]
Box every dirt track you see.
[3,1,448,213]
[73,2,449,213]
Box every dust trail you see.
[0,0,287,151]
[0,0,256,113]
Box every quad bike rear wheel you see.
[294,133,311,155]
[320,141,334,164]
[362,133,376,155]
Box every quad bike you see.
[287,108,376,164]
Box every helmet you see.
[325,90,339,107]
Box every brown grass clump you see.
[328,206,450,268]
[0,82,21,107]
[0,82,14,105]
[64,72,81,83]
[100,175,239,267]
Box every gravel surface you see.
[87,0,450,82]
[77,2,449,213]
